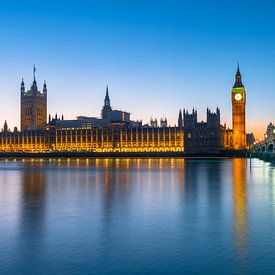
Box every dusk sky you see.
[0,0,274,138]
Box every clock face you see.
[234,93,242,101]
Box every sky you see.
[0,0,274,138]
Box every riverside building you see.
[0,66,251,154]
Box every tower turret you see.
[21,78,25,94]
[178,109,183,128]
[3,120,8,132]
[160,117,167,127]
[207,108,220,128]
[43,80,47,94]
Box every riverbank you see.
[0,150,247,159]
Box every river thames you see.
[0,158,275,274]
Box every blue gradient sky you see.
[0,0,274,138]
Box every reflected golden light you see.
[159,158,163,169]
[85,158,89,166]
[232,158,247,258]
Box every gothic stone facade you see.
[20,73,47,131]
[182,108,224,154]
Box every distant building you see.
[246,133,255,147]
[265,123,275,144]
[49,86,141,129]
[20,66,47,131]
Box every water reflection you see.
[94,159,132,234]
[1,158,275,274]
[206,160,222,207]
[15,163,47,272]
[184,161,199,203]
[232,159,248,262]
[19,163,46,234]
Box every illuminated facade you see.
[0,125,184,152]
[1,82,183,153]
[232,65,246,149]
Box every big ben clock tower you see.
[232,65,246,150]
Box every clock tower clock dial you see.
[231,65,246,149]
[234,93,242,101]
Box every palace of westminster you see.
[0,66,254,154]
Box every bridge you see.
[252,123,275,163]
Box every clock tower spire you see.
[231,64,246,150]
[234,63,243,88]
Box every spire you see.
[106,85,109,97]
[178,109,182,120]
[233,63,244,88]
[104,85,110,106]
[43,80,47,94]
[101,85,112,119]
[236,62,241,76]
[178,109,183,128]
[21,78,25,93]
[33,64,36,81]
[3,120,8,132]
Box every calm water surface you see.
[0,158,275,274]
